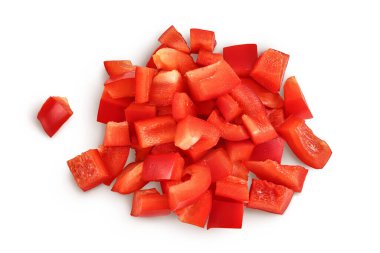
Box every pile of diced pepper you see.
[64,26,332,229]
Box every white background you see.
[1,0,379,252]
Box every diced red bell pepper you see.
[134,147,152,162]
[266,108,285,129]
[142,153,184,181]
[157,106,172,116]
[242,114,278,144]
[183,148,209,162]
[168,164,211,210]
[225,140,255,162]
[207,110,249,141]
[207,199,244,229]
[98,145,130,185]
[175,115,220,152]
[97,90,132,124]
[250,137,285,163]
[124,103,156,123]
[185,60,241,101]
[277,116,332,169]
[146,44,167,68]
[231,162,249,180]
[153,48,197,75]
[195,100,215,118]
[131,188,171,217]
[248,179,294,214]
[158,25,190,53]
[104,60,134,77]
[196,50,223,66]
[37,96,73,137]
[215,176,249,203]
[215,94,242,122]
[190,28,216,53]
[104,71,136,98]
[245,160,308,192]
[151,142,178,154]
[250,48,289,93]
[67,149,109,191]
[160,180,181,194]
[223,44,258,77]
[135,116,176,148]
[241,78,284,108]
[172,92,196,121]
[135,66,156,104]
[202,148,232,182]
[112,162,147,194]
[230,82,267,117]
[103,121,130,147]
[150,70,184,106]
[284,76,313,119]
[176,190,212,228]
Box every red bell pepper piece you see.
[168,164,211,210]
[215,176,249,203]
[104,60,134,77]
[207,199,244,229]
[266,108,285,129]
[98,145,130,185]
[215,94,242,122]
[97,90,132,124]
[196,50,223,66]
[195,100,215,118]
[135,116,176,148]
[242,114,278,144]
[158,25,190,54]
[134,147,152,162]
[185,60,241,101]
[112,162,147,194]
[241,78,284,108]
[250,137,285,163]
[131,188,171,217]
[245,160,308,192]
[67,149,109,191]
[250,48,289,93]
[124,103,156,123]
[104,71,136,98]
[223,44,258,77]
[231,162,249,180]
[135,66,156,104]
[142,153,184,181]
[103,121,130,147]
[146,44,167,68]
[190,28,216,53]
[153,48,197,75]
[183,148,209,162]
[248,179,294,214]
[176,190,212,228]
[207,110,249,141]
[150,70,184,106]
[175,115,220,152]
[284,76,313,119]
[151,142,179,154]
[37,96,73,137]
[172,92,196,121]
[277,116,332,169]
[202,148,232,182]
[225,140,255,162]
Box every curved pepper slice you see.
[207,110,249,141]
[277,116,332,169]
[131,188,171,217]
[245,159,308,192]
[168,164,211,210]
